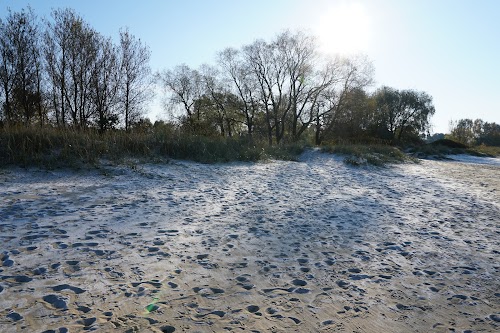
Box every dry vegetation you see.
[0,127,306,168]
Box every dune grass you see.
[408,142,500,159]
[470,145,500,157]
[321,144,413,166]
[0,127,308,168]
[0,127,148,168]
[2,127,496,169]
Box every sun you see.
[314,2,372,56]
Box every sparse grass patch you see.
[321,144,413,166]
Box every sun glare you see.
[314,2,372,56]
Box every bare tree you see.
[241,31,344,144]
[157,64,203,130]
[119,28,152,131]
[92,35,120,132]
[243,39,278,145]
[0,16,16,123]
[199,64,242,137]
[44,8,77,126]
[65,17,99,128]
[0,7,41,125]
[314,55,374,144]
[33,30,45,127]
[218,47,259,140]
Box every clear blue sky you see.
[2,0,499,133]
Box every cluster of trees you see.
[0,7,151,131]
[2,7,438,145]
[157,31,435,144]
[448,119,500,146]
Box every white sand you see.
[0,151,499,332]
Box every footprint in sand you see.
[336,280,349,289]
[39,328,69,333]
[160,325,176,333]
[77,306,91,313]
[42,294,68,309]
[77,317,96,329]
[1,254,14,267]
[7,311,23,322]
[52,284,86,294]
[1,275,32,283]
[246,305,260,314]
[291,279,307,287]
[297,258,308,265]
[192,286,225,298]
[235,274,254,290]
[266,307,278,314]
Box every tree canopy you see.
[0,6,446,146]
[1,6,152,131]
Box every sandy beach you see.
[1,151,499,332]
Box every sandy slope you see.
[0,151,499,333]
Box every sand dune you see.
[1,151,499,332]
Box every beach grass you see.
[408,142,500,159]
[2,127,497,168]
[321,144,413,166]
[0,127,309,168]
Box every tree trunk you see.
[266,111,273,145]
[2,82,12,123]
[315,116,322,145]
[125,81,130,131]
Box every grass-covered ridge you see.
[1,128,498,169]
[408,139,500,159]
[0,127,307,168]
[321,144,414,166]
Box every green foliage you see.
[372,87,435,143]
[425,133,445,143]
[321,144,412,166]
[448,119,500,147]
